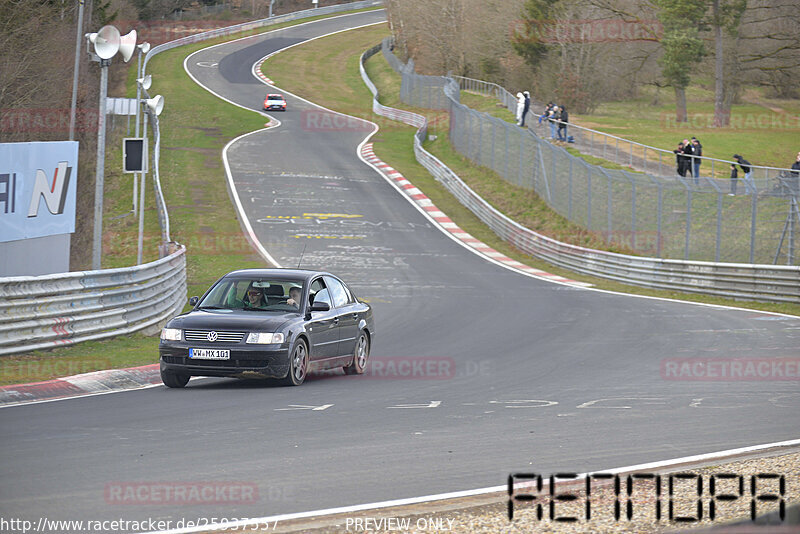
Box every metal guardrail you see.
[361,41,800,303]
[0,246,187,356]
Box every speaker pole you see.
[69,0,85,141]
[92,58,110,270]
[133,52,142,217]
[138,99,148,265]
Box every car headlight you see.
[246,332,285,344]
[161,328,182,341]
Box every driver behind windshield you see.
[287,286,302,309]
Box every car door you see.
[306,278,339,361]
[324,276,358,358]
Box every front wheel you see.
[161,369,190,388]
[343,331,369,375]
[282,339,308,386]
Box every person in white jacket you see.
[516,92,525,126]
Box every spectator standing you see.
[733,154,754,193]
[557,106,568,141]
[521,91,531,127]
[674,142,687,177]
[791,151,800,177]
[729,163,738,195]
[691,137,702,182]
[549,105,559,139]
[515,92,524,126]
[540,102,553,124]
[682,138,695,181]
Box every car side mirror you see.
[189,296,199,306]
[310,302,330,312]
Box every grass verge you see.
[0,7,383,387]
[261,25,800,317]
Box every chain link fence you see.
[385,39,799,266]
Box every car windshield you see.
[198,278,303,312]
[267,95,283,101]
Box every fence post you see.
[476,112,482,164]
[643,146,647,174]
[657,182,663,257]
[568,157,573,220]
[685,188,692,260]
[716,192,723,262]
[587,166,592,229]
[631,178,637,250]
[607,171,613,243]
[750,193,757,263]
[491,119,496,170]
[504,122,509,179]
[629,141,633,168]
[518,127,524,186]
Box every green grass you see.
[0,7,384,387]
[264,25,800,318]
[573,88,800,174]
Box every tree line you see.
[383,0,799,122]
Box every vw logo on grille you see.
[207,331,218,342]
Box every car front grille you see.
[184,330,245,343]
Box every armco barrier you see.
[0,246,187,356]
[361,42,800,303]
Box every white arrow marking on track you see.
[274,404,333,411]
[489,400,558,408]
[387,401,441,409]
[576,397,667,409]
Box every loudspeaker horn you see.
[136,75,152,91]
[119,29,137,62]
[145,95,164,116]
[91,25,120,60]
[137,42,151,55]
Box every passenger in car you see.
[244,286,267,309]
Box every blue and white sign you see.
[0,141,78,243]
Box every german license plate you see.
[189,348,230,360]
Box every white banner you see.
[0,141,78,243]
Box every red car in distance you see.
[263,93,287,111]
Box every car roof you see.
[266,94,284,98]
[223,268,333,282]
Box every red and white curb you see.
[360,143,593,288]
[255,68,274,85]
[0,364,162,408]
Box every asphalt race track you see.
[2,9,799,530]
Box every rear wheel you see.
[344,331,369,375]
[283,339,308,386]
[161,369,190,388]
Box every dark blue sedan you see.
[159,269,374,387]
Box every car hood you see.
[169,309,297,332]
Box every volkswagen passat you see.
[159,269,374,388]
